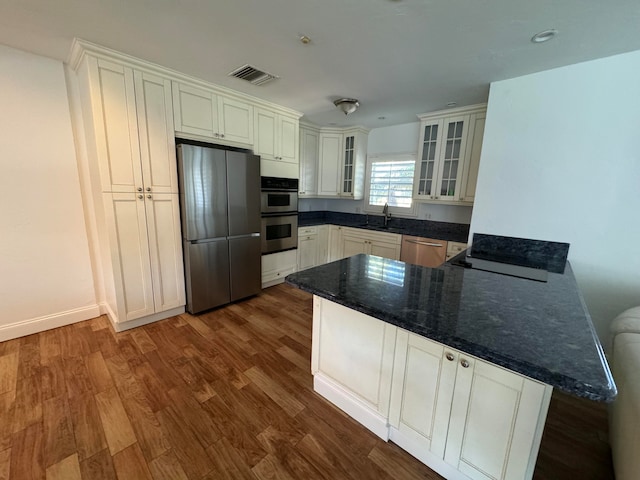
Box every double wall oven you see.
[260,177,298,254]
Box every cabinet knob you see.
[220,134,225,138]
[146,187,151,192]
[445,353,455,362]
[138,194,143,199]
[214,133,219,137]
[460,359,470,368]
[137,187,143,192]
[147,194,152,199]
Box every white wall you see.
[300,121,473,224]
[470,49,640,347]
[0,44,98,339]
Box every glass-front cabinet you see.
[342,134,355,195]
[413,104,486,205]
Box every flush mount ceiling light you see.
[334,98,360,115]
[531,29,557,43]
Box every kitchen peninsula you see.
[285,253,615,480]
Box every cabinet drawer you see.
[298,226,318,236]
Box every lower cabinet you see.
[311,297,553,480]
[389,330,551,480]
[340,227,401,260]
[104,192,185,324]
[261,249,297,288]
[297,225,330,271]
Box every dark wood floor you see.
[0,283,613,479]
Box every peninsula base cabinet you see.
[311,297,553,480]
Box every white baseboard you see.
[109,306,185,332]
[314,374,390,441]
[0,304,101,342]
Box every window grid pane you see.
[368,160,415,208]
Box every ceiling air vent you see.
[228,64,279,86]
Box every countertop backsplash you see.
[298,210,470,243]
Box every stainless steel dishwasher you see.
[400,235,448,267]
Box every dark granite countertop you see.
[298,211,469,243]
[285,254,616,402]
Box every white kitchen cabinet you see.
[388,330,457,460]
[261,249,297,288]
[299,124,319,197]
[318,131,343,196]
[315,128,368,198]
[104,192,185,323]
[172,81,254,145]
[254,108,299,164]
[446,241,468,261]
[328,225,344,262]
[340,227,401,261]
[297,226,319,271]
[389,330,551,480]
[74,52,186,328]
[413,104,486,205]
[459,111,485,203]
[312,296,397,439]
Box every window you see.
[365,153,416,215]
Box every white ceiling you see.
[1,0,639,128]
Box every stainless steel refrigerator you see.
[177,143,261,314]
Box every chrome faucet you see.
[383,202,391,227]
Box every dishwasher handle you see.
[404,239,444,247]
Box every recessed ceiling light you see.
[299,35,311,44]
[446,102,457,107]
[531,29,557,43]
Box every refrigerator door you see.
[183,238,231,314]
[229,234,262,301]
[177,144,228,241]
[226,151,261,236]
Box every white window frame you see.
[364,152,418,217]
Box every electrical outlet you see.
[355,207,361,213]
[425,213,432,219]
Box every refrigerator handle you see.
[228,233,261,240]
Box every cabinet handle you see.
[445,353,455,361]
[137,194,143,199]
[146,187,151,192]
[147,194,152,199]
[137,187,143,192]
[460,359,470,368]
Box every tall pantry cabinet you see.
[71,42,185,329]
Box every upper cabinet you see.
[254,108,299,164]
[413,104,486,205]
[299,124,319,197]
[307,126,369,199]
[172,81,254,146]
[82,58,178,194]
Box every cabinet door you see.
[342,233,368,258]
[299,127,319,196]
[218,96,253,145]
[459,112,485,203]
[328,226,343,261]
[389,331,457,460]
[106,193,155,321]
[134,71,178,194]
[414,120,443,200]
[92,59,143,193]
[341,134,355,196]
[434,115,468,201]
[144,193,185,314]
[298,234,318,271]
[369,239,401,260]
[278,115,299,164]
[316,225,329,265]
[318,133,343,196]
[445,356,551,480]
[254,108,277,159]
[172,82,218,138]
